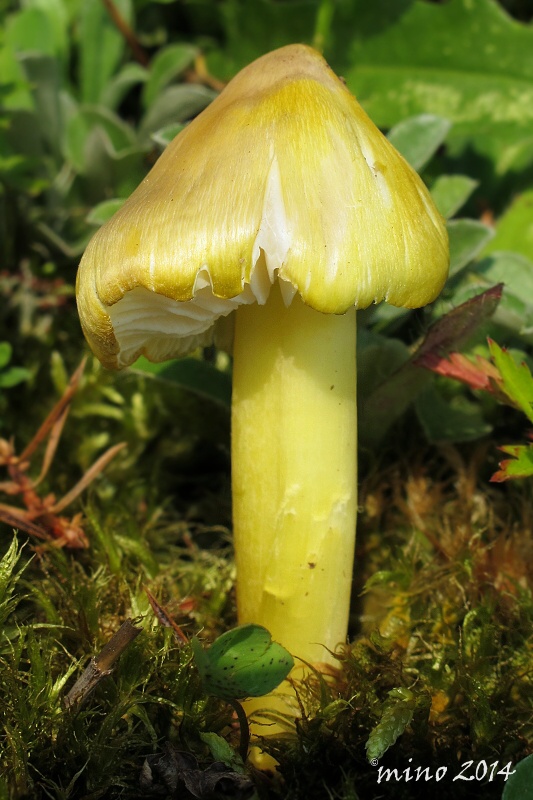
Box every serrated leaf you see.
[488,339,533,423]
[448,219,494,276]
[416,351,499,394]
[386,114,450,172]
[491,444,533,483]
[431,175,478,219]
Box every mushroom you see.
[77,44,448,699]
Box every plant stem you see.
[228,699,250,762]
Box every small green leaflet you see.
[491,444,533,483]
[488,339,533,425]
[486,340,533,481]
[191,624,294,700]
[366,688,417,762]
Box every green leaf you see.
[142,43,198,109]
[366,688,417,762]
[100,62,148,111]
[474,252,533,341]
[358,330,410,400]
[0,536,26,628]
[483,190,533,263]
[131,356,231,408]
[151,123,186,151]
[430,175,478,219]
[0,43,34,110]
[18,54,62,159]
[386,114,450,172]
[191,624,294,700]
[502,755,532,800]
[339,0,533,175]
[361,285,502,446]
[415,385,492,443]
[491,444,533,483]
[199,732,244,771]
[86,198,126,227]
[65,107,137,173]
[488,339,533,424]
[6,7,59,60]
[24,0,70,68]
[79,0,132,104]
[138,84,216,144]
[448,219,494,277]
[0,367,31,389]
[0,342,12,370]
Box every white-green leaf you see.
[138,84,216,144]
[448,219,494,276]
[86,198,127,227]
[79,0,132,104]
[100,62,148,112]
[431,175,478,219]
[142,43,198,110]
[387,114,450,172]
[482,190,533,262]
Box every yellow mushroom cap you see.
[76,44,449,370]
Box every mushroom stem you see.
[232,281,357,677]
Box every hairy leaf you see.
[387,114,450,172]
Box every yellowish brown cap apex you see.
[76,44,449,369]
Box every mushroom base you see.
[232,282,357,722]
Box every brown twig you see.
[64,619,143,708]
[145,587,190,644]
[0,359,126,548]
[185,54,226,92]
[101,0,149,66]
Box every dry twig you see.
[0,359,126,548]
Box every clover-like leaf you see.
[192,624,294,700]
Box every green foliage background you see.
[1,1,533,798]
